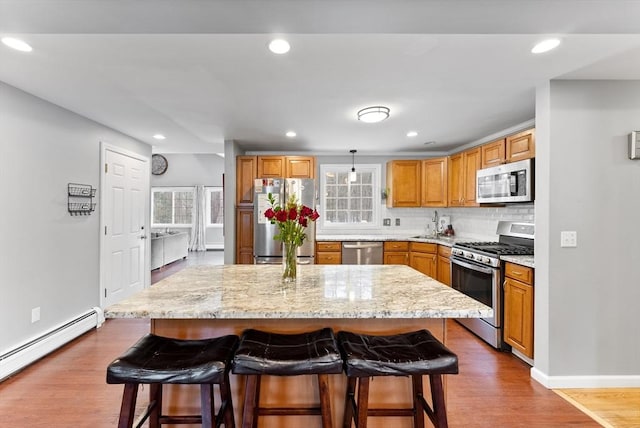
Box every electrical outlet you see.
[560,231,577,247]
[383,218,391,226]
[31,307,40,323]
[395,218,401,226]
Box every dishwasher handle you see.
[342,243,383,249]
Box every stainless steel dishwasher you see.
[341,241,384,264]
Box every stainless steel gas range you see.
[450,221,534,349]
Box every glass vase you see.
[282,241,298,282]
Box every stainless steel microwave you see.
[476,158,534,203]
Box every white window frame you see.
[205,186,224,228]
[319,163,381,230]
[151,187,194,227]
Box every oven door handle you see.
[450,257,495,275]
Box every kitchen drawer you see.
[438,245,451,257]
[316,241,341,252]
[384,241,409,252]
[505,262,533,284]
[410,242,437,253]
[316,251,341,264]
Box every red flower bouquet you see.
[264,193,319,281]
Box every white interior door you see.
[102,147,149,307]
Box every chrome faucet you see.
[432,210,439,237]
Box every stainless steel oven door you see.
[450,256,500,327]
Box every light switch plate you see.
[560,231,577,247]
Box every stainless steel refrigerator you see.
[254,178,316,264]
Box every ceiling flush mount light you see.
[286,131,297,138]
[269,39,290,54]
[1,37,33,52]
[407,131,418,137]
[357,106,390,123]
[349,149,357,182]
[153,134,166,140]
[531,38,561,54]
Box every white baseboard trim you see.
[0,307,102,381]
[531,367,640,388]
[206,244,224,250]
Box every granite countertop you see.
[501,255,535,268]
[104,265,492,320]
[316,234,469,247]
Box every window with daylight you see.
[319,164,381,230]
[152,188,194,226]
[152,187,224,227]
[206,187,224,226]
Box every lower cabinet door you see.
[409,252,437,277]
[504,277,534,358]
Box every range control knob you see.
[483,256,491,264]
[465,253,474,260]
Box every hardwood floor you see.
[0,322,600,427]
[0,251,601,427]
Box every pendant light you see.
[349,149,357,182]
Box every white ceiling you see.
[2,0,640,155]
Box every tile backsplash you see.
[318,203,535,239]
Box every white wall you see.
[151,153,225,249]
[0,81,150,353]
[533,80,640,387]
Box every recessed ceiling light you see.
[1,37,32,52]
[269,39,290,54]
[357,106,390,123]
[531,38,561,54]
[407,131,418,138]
[286,131,297,138]
[153,134,166,140]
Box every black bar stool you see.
[232,328,343,428]
[337,329,459,428]
[106,333,239,428]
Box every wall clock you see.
[151,154,168,175]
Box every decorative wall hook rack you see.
[68,183,96,215]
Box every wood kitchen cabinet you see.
[387,160,422,207]
[504,262,534,358]
[257,156,285,178]
[421,157,448,207]
[506,128,535,163]
[409,242,437,277]
[481,138,506,169]
[235,207,254,264]
[316,241,342,264]
[257,155,316,179]
[448,147,481,207]
[436,245,451,286]
[383,241,409,265]
[286,156,316,179]
[236,156,257,206]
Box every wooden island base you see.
[152,317,446,428]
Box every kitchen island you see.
[105,264,491,428]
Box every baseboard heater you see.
[0,307,104,381]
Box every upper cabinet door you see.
[285,156,316,178]
[421,157,448,207]
[447,153,464,207]
[257,156,285,178]
[236,156,257,206]
[481,138,506,168]
[463,147,481,207]
[506,128,535,163]
[387,160,422,207]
